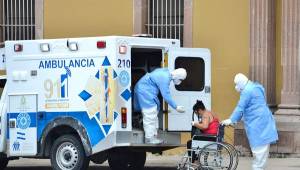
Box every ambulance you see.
[0,36,211,170]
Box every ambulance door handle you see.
[205,86,211,93]
[9,119,16,128]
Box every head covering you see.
[171,68,187,85]
[234,73,248,92]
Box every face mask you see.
[173,79,182,85]
[235,85,242,92]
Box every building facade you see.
[0,0,299,155]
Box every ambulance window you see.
[175,57,205,91]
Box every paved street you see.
[6,155,300,170]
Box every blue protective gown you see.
[230,81,278,148]
[134,68,177,111]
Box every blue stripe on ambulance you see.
[7,111,108,147]
[36,111,106,147]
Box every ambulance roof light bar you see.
[40,43,50,52]
[97,41,106,49]
[67,41,78,51]
[119,45,127,54]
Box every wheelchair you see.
[178,125,239,170]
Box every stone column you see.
[133,0,148,35]
[274,0,300,155]
[249,0,276,106]
[276,0,300,115]
[35,0,44,39]
[183,0,193,47]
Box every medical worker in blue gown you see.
[134,68,187,144]
[222,73,278,170]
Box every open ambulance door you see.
[167,48,211,131]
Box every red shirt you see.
[202,116,220,135]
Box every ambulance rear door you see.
[167,48,211,131]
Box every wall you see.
[192,0,249,143]
[43,0,133,39]
[165,0,249,155]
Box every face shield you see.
[235,84,242,92]
[234,73,249,93]
[173,79,182,85]
[171,68,187,85]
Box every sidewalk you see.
[6,155,300,170]
[146,155,300,170]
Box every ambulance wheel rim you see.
[56,142,79,170]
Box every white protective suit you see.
[252,144,270,170]
[134,68,187,144]
[222,73,278,170]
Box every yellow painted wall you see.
[187,0,249,144]
[165,0,249,155]
[193,0,249,143]
[43,0,133,39]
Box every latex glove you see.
[221,119,232,126]
[191,121,198,126]
[176,106,185,113]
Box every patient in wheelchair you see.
[187,100,220,162]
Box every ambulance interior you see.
[131,48,163,129]
[0,77,6,97]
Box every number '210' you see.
[118,59,130,68]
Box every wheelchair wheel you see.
[198,142,233,170]
[177,151,199,170]
[177,153,189,170]
[223,142,239,170]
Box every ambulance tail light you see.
[121,107,127,128]
[40,43,50,52]
[119,45,127,54]
[14,44,23,52]
[97,41,106,49]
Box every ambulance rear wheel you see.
[50,134,90,170]
[0,158,8,169]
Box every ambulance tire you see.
[50,134,90,170]
[0,158,8,169]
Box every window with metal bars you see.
[146,0,184,46]
[0,0,35,46]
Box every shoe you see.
[145,137,163,144]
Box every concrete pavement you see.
[6,155,300,170]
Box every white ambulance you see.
[0,36,211,170]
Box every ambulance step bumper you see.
[116,129,183,147]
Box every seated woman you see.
[191,100,219,135]
[187,100,220,162]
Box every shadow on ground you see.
[6,166,177,170]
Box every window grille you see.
[0,0,35,46]
[146,0,184,45]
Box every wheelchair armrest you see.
[192,134,217,142]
